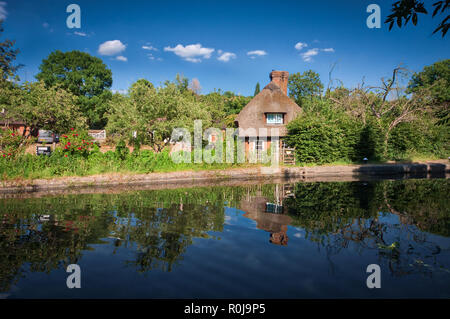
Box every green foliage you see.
[409,59,450,103]
[106,76,239,151]
[286,92,448,163]
[385,0,449,37]
[408,59,450,125]
[60,129,95,158]
[288,70,324,106]
[0,144,241,180]
[254,82,260,96]
[0,129,30,158]
[285,100,363,163]
[387,119,449,159]
[35,50,113,128]
[8,81,86,135]
[115,139,129,160]
[0,21,22,80]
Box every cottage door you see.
[255,139,265,163]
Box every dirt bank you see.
[1,161,448,196]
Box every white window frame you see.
[266,113,284,124]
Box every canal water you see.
[0,178,449,298]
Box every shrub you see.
[286,111,362,164]
[0,129,31,159]
[60,128,95,158]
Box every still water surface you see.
[0,178,449,298]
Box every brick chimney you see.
[269,70,289,95]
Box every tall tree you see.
[106,78,213,151]
[0,21,22,80]
[408,59,450,125]
[36,50,112,128]
[0,21,22,120]
[11,81,86,137]
[254,82,260,96]
[385,0,449,37]
[330,67,432,158]
[288,70,324,107]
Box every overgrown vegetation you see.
[286,65,449,164]
[0,130,241,180]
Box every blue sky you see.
[1,0,449,95]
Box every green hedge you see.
[286,100,448,164]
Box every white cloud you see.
[322,48,335,52]
[247,50,267,58]
[217,51,236,62]
[115,56,127,62]
[142,45,158,51]
[301,48,319,62]
[74,31,87,37]
[43,22,49,28]
[294,42,307,51]
[0,2,7,21]
[164,43,214,63]
[98,40,126,56]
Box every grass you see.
[0,148,446,182]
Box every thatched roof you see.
[235,81,302,137]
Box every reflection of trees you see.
[383,179,450,237]
[0,187,234,291]
[0,212,113,292]
[113,203,225,272]
[0,179,447,292]
[285,179,450,277]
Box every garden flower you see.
[70,128,74,131]
[67,142,71,146]
[77,147,82,150]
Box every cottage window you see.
[266,113,284,124]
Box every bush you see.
[59,128,95,158]
[286,98,448,163]
[387,119,449,160]
[0,129,31,159]
[285,109,362,164]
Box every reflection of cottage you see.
[240,184,294,246]
[235,71,301,162]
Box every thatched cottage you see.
[235,70,302,160]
